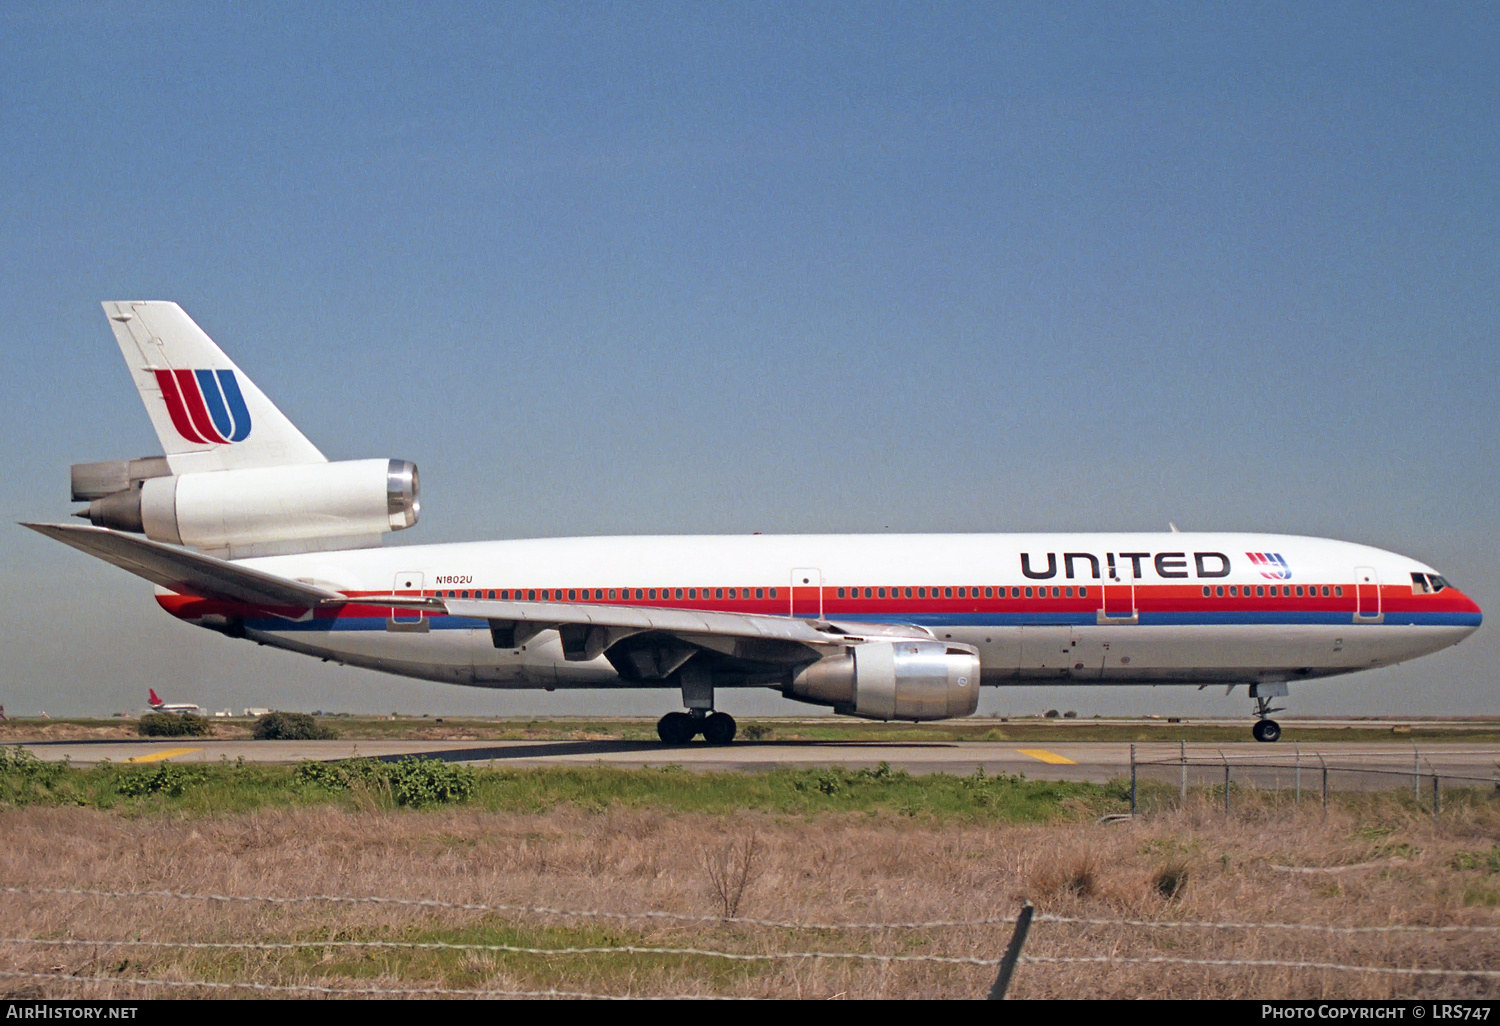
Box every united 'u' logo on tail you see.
[1246,551,1292,580]
[154,369,252,444]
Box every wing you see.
[410,595,935,683]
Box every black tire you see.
[701,712,736,745]
[1252,719,1281,743]
[657,711,696,745]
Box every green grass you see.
[0,746,1120,822]
[161,916,787,995]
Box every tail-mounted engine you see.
[784,640,980,721]
[72,457,419,558]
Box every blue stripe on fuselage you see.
[239,610,1481,634]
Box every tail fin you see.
[102,302,325,473]
[148,688,162,707]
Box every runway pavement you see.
[16,737,1500,789]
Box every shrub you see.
[389,757,475,807]
[138,713,210,737]
[117,763,200,797]
[253,711,337,741]
[294,758,387,790]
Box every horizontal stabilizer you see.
[23,522,345,610]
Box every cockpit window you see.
[1411,572,1450,594]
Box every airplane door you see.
[1098,565,1138,625]
[791,568,822,619]
[1354,566,1383,624]
[387,571,428,632]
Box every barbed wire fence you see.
[2,886,1498,999]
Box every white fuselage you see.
[159,531,1481,701]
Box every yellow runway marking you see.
[125,747,202,764]
[1017,748,1077,765]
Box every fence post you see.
[1223,754,1231,816]
[1180,740,1187,806]
[1414,746,1420,803]
[1433,775,1440,818]
[1319,754,1328,814]
[1295,743,1302,804]
[987,903,1035,1000]
[1130,744,1137,815]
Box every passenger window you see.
[1322,586,1330,597]
[1011,587,1021,598]
[864,588,872,598]
[715,588,723,599]
[1228,586,1236,597]
[1203,587,1211,597]
[1025,587,1033,598]
[918,588,926,598]
[728,589,737,599]
[837,588,845,598]
[985,587,993,598]
[1216,586,1224,597]
[607,589,615,600]
[878,588,887,598]
[1295,586,1304,597]
[756,588,764,599]
[487,590,496,600]
[945,587,953,598]
[1052,587,1060,598]
[565,589,573,600]
[675,588,683,599]
[1335,586,1343,597]
[1065,586,1074,597]
[904,588,913,598]
[648,589,657,600]
[1079,586,1087,597]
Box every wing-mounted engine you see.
[785,641,981,721]
[72,457,419,558]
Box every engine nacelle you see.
[784,640,980,721]
[81,458,419,558]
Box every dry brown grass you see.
[0,795,1497,999]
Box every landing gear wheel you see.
[1252,719,1281,743]
[701,712,736,745]
[657,711,696,745]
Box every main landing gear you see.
[657,710,737,746]
[1248,681,1289,743]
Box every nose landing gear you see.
[656,710,737,745]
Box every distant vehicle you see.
[147,688,203,715]
[30,302,1484,746]
[243,707,271,717]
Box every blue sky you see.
[1,2,1495,719]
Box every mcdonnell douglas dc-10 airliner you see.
[27,303,1482,744]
